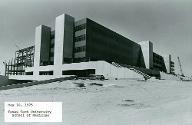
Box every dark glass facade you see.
[85,18,146,68]
[153,52,167,72]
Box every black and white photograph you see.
[0,0,192,124]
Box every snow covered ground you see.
[1,79,192,125]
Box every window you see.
[74,46,86,53]
[39,71,53,75]
[26,72,33,75]
[75,34,86,42]
[75,24,86,31]
[62,69,95,77]
[50,52,54,57]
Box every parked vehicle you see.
[89,74,105,80]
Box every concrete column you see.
[34,25,51,77]
[54,14,74,77]
[163,54,171,73]
[139,41,153,69]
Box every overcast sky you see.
[0,0,191,75]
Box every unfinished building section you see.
[5,46,34,76]
[5,13,176,80]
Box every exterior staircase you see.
[175,74,192,81]
[111,62,151,80]
[129,67,151,80]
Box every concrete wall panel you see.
[163,55,171,73]
[34,25,51,79]
[139,41,153,69]
[54,14,74,77]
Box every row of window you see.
[75,24,86,31]
[153,63,163,68]
[73,57,90,63]
[26,71,53,75]
[75,34,86,42]
[74,46,86,53]
[153,54,163,60]
[153,59,163,64]
[29,69,95,76]
[39,71,53,75]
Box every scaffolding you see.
[5,46,34,76]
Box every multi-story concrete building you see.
[5,14,175,80]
